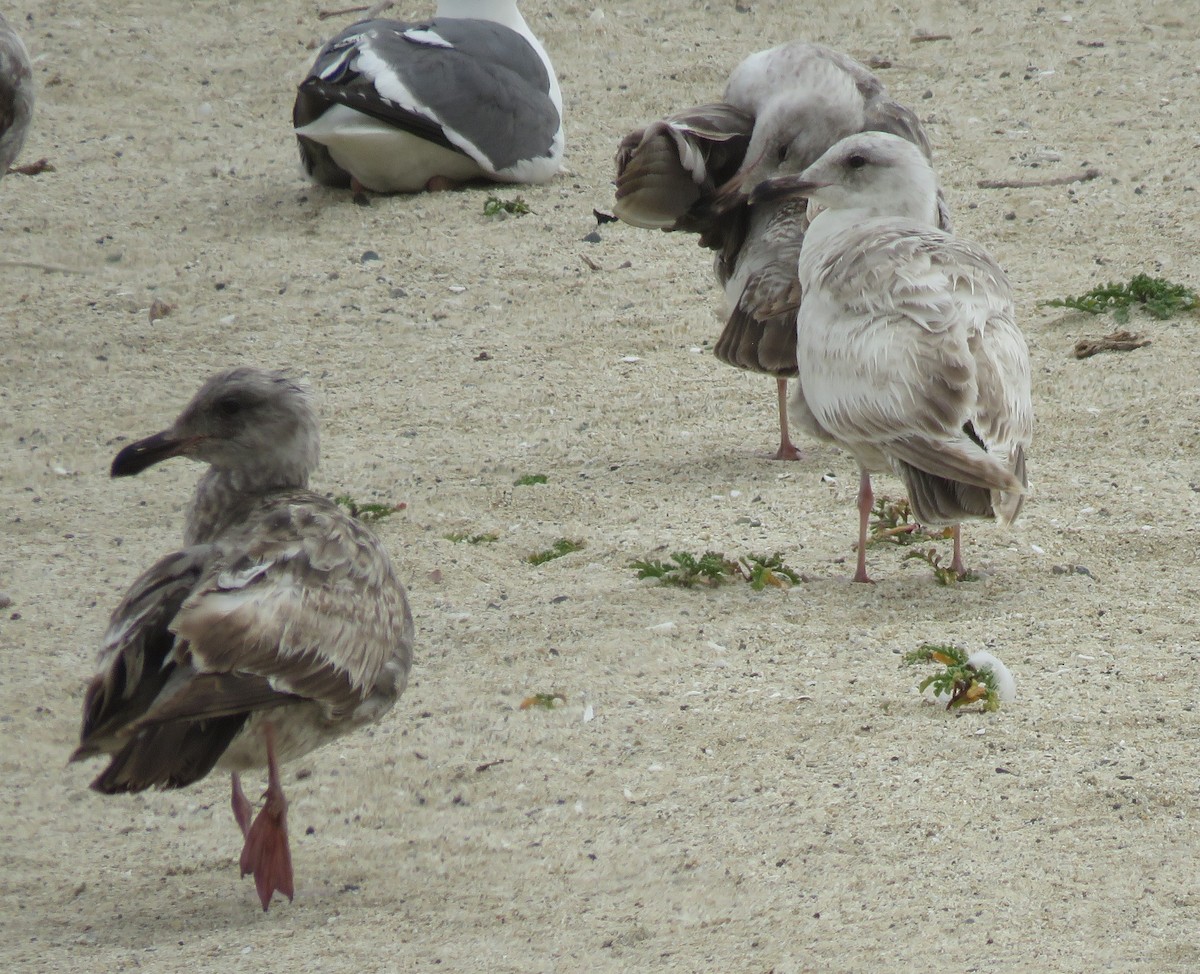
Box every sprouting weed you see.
[519,692,567,710]
[484,195,532,217]
[334,494,402,523]
[904,643,1001,712]
[736,552,802,590]
[444,531,500,544]
[869,496,951,547]
[514,474,548,487]
[633,550,800,589]
[1042,274,1197,323]
[903,547,978,586]
[527,539,585,565]
[632,551,738,587]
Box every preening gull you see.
[615,42,949,460]
[72,368,415,910]
[294,0,562,193]
[0,12,33,176]
[751,132,1032,582]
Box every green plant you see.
[737,553,802,590]
[903,547,978,586]
[444,531,500,544]
[869,497,951,546]
[632,551,738,587]
[1042,274,1197,323]
[334,494,401,523]
[631,550,801,589]
[904,644,1001,712]
[514,473,548,487]
[520,692,566,710]
[527,538,585,565]
[484,195,531,217]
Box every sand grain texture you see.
[2,2,1199,972]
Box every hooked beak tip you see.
[749,176,829,207]
[110,431,193,478]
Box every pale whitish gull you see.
[294,0,562,193]
[751,132,1032,583]
[72,368,414,910]
[0,12,33,176]
[615,42,950,460]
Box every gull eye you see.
[215,396,244,418]
[846,154,868,170]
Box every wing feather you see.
[172,495,414,721]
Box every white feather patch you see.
[401,28,454,49]
[216,562,272,591]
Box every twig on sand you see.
[8,158,54,176]
[0,259,88,275]
[978,168,1101,190]
[317,1,393,19]
[910,33,952,42]
[1073,330,1151,359]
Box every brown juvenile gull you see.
[615,41,950,460]
[294,0,562,193]
[72,368,414,910]
[751,132,1032,582]
[0,11,33,176]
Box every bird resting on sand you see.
[614,41,951,460]
[72,368,414,910]
[750,132,1032,582]
[294,0,562,193]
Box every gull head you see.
[749,131,938,225]
[713,85,864,213]
[111,368,320,485]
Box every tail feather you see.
[993,444,1028,527]
[899,463,996,525]
[84,715,248,794]
[714,306,799,376]
[895,438,1028,528]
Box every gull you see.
[72,368,415,910]
[0,12,33,177]
[751,132,1032,582]
[615,41,949,460]
[294,0,562,193]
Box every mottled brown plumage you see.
[73,368,414,909]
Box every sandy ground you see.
[3,1,1200,971]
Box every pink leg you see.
[231,773,253,838]
[238,723,295,911]
[771,378,803,461]
[853,470,875,583]
[950,524,966,577]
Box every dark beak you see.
[712,168,751,213]
[749,174,830,207]
[111,430,188,477]
[712,145,768,214]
